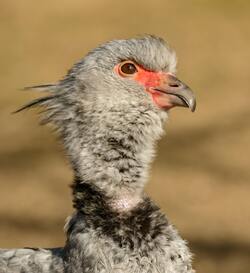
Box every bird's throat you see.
[65,105,167,205]
[110,192,143,212]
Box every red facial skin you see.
[115,62,174,110]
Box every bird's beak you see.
[151,73,196,112]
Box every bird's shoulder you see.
[0,247,63,273]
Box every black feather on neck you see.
[68,177,170,250]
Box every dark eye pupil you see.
[121,63,137,74]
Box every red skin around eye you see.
[134,68,174,108]
[115,63,172,109]
[114,63,162,88]
[134,69,162,88]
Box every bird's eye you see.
[119,61,138,76]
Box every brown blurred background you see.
[0,0,249,272]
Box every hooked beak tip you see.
[186,97,196,112]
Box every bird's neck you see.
[63,105,167,211]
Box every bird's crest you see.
[14,84,58,113]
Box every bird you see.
[0,35,196,273]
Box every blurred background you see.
[0,0,249,272]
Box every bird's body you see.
[0,196,192,273]
[0,248,63,273]
[0,35,196,273]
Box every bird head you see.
[63,35,196,115]
[18,35,196,121]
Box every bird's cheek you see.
[148,91,174,110]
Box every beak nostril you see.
[169,83,180,88]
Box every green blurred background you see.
[0,0,249,272]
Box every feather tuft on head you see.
[14,84,58,113]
